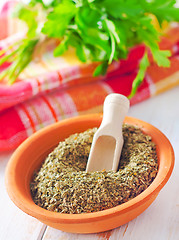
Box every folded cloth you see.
[0,2,179,151]
[0,40,146,112]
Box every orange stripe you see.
[36,78,41,92]
[21,105,36,133]
[57,71,63,84]
[98,230,112,239]
[123,223,129,236]
[39,57,50,69]
[50,96,65,119]
[29,104,44,128]
[41,96,58,122]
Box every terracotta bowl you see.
[5,114,174,234]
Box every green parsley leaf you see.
[151,49,171,67]
[42,1,77,37]
[1,0,179,96]
[13,4,38,38]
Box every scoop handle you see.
[100,93,130,138]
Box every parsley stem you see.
[0,49,19,65]
[128,53,149,99]
[0,40,22,56]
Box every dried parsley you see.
[30,125,158,214]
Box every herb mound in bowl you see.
[30,125,158,214]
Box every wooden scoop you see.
[86,93,130,172]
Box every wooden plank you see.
[0,152,46,240]
[42,227,113,240]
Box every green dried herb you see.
[30,125,158,214]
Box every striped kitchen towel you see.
[0,2,179,151]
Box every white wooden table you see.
[0,85,179,240]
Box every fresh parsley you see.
[0,0,179,96]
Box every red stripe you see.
[36,78,41,92]
[41,96,58,122]
[57,71,63,84]
[21,105,36,133]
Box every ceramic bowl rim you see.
[5,114,175,224]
